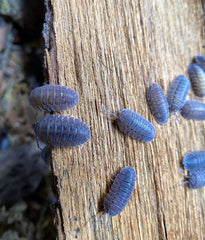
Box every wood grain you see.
[43,0,205,239]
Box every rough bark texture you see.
[43,0,205,239]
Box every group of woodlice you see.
[28,55,205,228]
[180,55,205,188]
[182,151,205,189]
[29,84,91,148]
[28,84,137,226]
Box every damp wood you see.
[44,0,205,239]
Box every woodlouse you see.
[105,105,155,142]
[181,100,205,120]
[183,151,205,171]
[183,169,205,189]
[194,55,205,72]
[188,63,205,97]
[29,84,79,113]
[34,115,90,147]
[167,75,190,112]
[141,72,169,124]
[97,166,136,226]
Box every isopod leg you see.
[112,95,121,113]
[176,169,189,188]
[106,215,111,231]
[176,181,189,188]
[177,168,188,177]
[149,70,153,84]
[102,106,118,118]
[140,71,151,86]
[36,137,43,150]
[93,213,107,227]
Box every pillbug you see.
[141,72,169,124]
[34,115,90,147]
[183,169,205,189]
[29,84,78,113]
[167,75,190,112]
[105,105,155,142]
[95,166,136,227]
[183,151,205,171]
[181,100,205,120]
[194,55,205,72]
[188,63,205,97]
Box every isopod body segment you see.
[104,166,136,220]
[183,151,205,171]
[181,100,205,120]
[34,115,90,147]
[113,109,156,142]
[186,169,205,189]
[167,75,190,112]
[146,83,169,124]
[188,63,205,97]
[29,84,79,113]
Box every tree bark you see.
[43,0,205,239]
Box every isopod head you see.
[179,169,205,189]
[188,169,205,189]
[194,55,205,72]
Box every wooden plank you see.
[43,0,205,239]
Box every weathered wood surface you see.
[44,0,205,239]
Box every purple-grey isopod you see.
[188,63,205,97]
[183,169,205,189]
[167,75,190,112]
[183,151,205,171]
[106,107,155,142]
[141,73,169,124]
[194,55,205,72]
[29,84,78,113]
[146,84,169,124]
[181,100,205,120]
[34,115,90,147]
[104,166,136,224]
